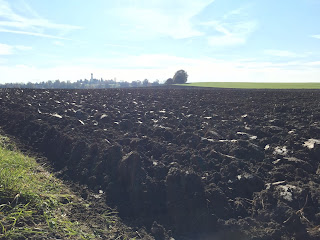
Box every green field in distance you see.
[178,82,320,89]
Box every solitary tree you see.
[173,70,188,84]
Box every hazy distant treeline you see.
[0,78,161,89]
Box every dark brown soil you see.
[1,87,320,240]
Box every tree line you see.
[0,70,188,89]
[0,78,160,89]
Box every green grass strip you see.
[0,136,95,239]
[177,82,320,89]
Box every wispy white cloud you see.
[0,28,72,40]
[0,43,32,55]
[311,34,320,39]
[202,7,257,47]
[108,1,257,47]
[223,6,250,19]
[104,43,142,50]
[0,58,7,64]
[0,20,81,31]
[0,43,12,55]
[53,41,65,47]
[0,0,81,39]
[15,45,32,51]
[264,49,303,58]
[0,42,32,55]
[305,61,320,66]
[206,21,257,47]
[108,0,214,39]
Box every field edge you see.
[177,82,320,89]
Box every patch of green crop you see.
[177,82,320,89]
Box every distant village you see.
[0,73,161,89]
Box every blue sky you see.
[0,0,320,83]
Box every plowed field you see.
[1,88,320,240]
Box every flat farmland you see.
[1,87,320,240]
[179,82,320,89]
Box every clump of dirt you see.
[1,87,320,239]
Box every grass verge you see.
[0,135,113,239]
[177,82,320,89]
